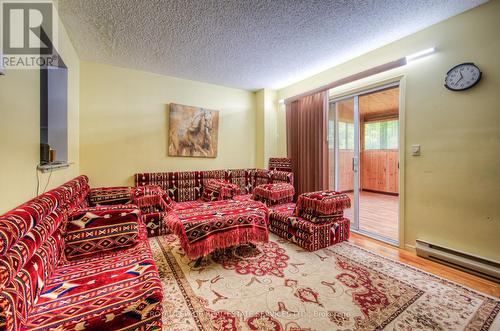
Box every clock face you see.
[445,63,481,91]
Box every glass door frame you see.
[330,81,400,246]
[333,97,360,232]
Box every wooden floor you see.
[349,233,500,298]
[344,191,399,241]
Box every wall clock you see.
[444,62,482,91]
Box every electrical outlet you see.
[411,144,421,156]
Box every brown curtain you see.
[286,91,328,196]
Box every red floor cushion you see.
[64,206,141,260]
[201,179,240,201]
[130,185,175,237]
[23,226,163,331]
[252,183,295,206]
[269,203,350,251]
[132,185,174,212]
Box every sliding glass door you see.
[329,84,400,245]
[328,96,359,231]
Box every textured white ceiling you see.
[58,0,487,90]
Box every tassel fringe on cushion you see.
[252,183,295,201]
[295,190,351,216]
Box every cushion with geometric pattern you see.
[64,206,141,260]
[132,185,174,212]
[201,179,240,201]
[87,186,132,206]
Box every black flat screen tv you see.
[40,55,68,164]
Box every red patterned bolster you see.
[0,193,59,256]
[252,183,295,206]
[0,209,66,290]
[88,186,132,206]
[1,286,17,331]
[296,211,344,224]
[64,207,140,260]
[295,190,351,217]
[0,176,89,287]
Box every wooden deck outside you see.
[344,191,399,242]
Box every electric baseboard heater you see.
[416,239,500,283]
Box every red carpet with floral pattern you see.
[150,234,499,330]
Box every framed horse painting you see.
[168,103,219,157]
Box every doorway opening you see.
[328,84,400,244]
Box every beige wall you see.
[255,90,265,168]
[79,61,257,188]
[255,88,281,169]
[0,7,80,214]
[277,1,500,261]
[263,89,279,165]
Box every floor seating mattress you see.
[23,225,163,331]
[269,203,350,251]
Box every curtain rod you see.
[284,57,407,104]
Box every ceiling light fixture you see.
[405,47,436,63]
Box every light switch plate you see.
[411,144,421,156]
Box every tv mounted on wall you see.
[39,32,68,167]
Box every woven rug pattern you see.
[150,234,499,330]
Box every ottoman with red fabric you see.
[165,199,269,260]
[269,203,350,251]
[252,183,295,206]
[294,190,351,223]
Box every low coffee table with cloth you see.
[165,199,269,261]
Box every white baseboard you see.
[404,243,416,253]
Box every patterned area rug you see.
[150,234,500,330]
